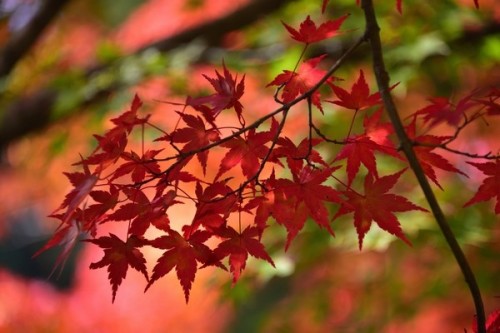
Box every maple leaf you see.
[35,160,100,275]
[396,0,403,13]
[334,109,401,185]
[111,149,162,183]
[335,134,401,185]
[363,108,395,145]
[464,159,500,214]
[282,14,348,44]
[86,234,149,303]
[55,163,100,228]
[412,94,475,128]
[321,0,329,13]
[109,94,148,134]
[406,120,467,189]
[82,186,120,235]
[108,188,178,236]
[473,309,500,333]
[187,62,245,125]
[477,87,500,116]
[153,161,198,198]
[87,187,120,216]
[245,170,291,232]
[77,132,128,170]
[146,229,217,303]
[216,117,278,180]
[274,165,343,246]
[32,218,81,277]
[157,112,220,174]
[188,181,238,233]
[334,169,427,249]
[328,70,387,111]
[267,55,333,111]
[78,95,148,170]
[279,199,310,249]
[250,166,340,249]
[214,226,275,283]
[273,137,327,174]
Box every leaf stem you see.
[360,1,486,332]
[346,109,358,139]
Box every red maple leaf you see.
[335,134,401,185]
[282,14,348,44]
[214,226,275,283]
[267,55,333,111]
[328,70,386,111]
[145,229,218,303]
[86,234,149,302]
[157,112,220,174]
[464,159,500,214]
[246,175,309,249]
[153,160,198,198]
[187,181,238,234]
[477,87,500,116]
[111,149,162,183]
[333,169,427,249]
[363,107,395,146]
[245,171,290,230]
[278,198,310,249]
[273,137,327,174]
[78,95,148,170]
[216,118,278,180]
[82,186,120,235]
[109,94,147,135]
[321,0,329,13]
[77,132,128,170]
[108,188,178,236]
[473,309,500,333]
[274,165,343,245]
[34,161,100,274]
[32,218,81,277]
[54,162,100,228]
[412,94,475,128]
[406,120,466,189]
[334,109,401,185]
[397,0,403,13]
[187,62,245,125]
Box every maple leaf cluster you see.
[37,1,498,307]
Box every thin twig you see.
[0,0,72,78]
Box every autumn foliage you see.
[36,0,498,331]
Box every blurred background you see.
[0,0,499,332]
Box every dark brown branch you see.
[0,0,72,78]
[0,0,293,153]
[454,21,500,46]
[360,1,486,332]
[138,0,291,54]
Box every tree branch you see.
[0,0,72,78]
[0,0,293,154]
[138,0,291,54]
[360,1,486,332]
